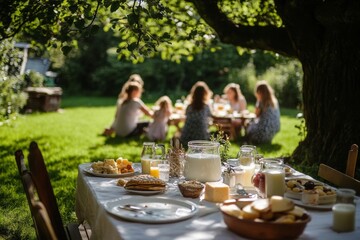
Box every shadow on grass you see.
[100,135,151,161]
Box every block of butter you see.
[204,182,230,203]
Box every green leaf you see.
[127,13,138,25]
[111,1,120,12]
[104,0,112,8]
[127,42,137,51]
[61,46,72,55]
[162,32,171,39]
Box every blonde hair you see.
[155,96,173,113]
[224,83,244,101]
[127,74,144,86]
[255,80,278,110]
[118,74,144,100]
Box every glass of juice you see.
[150,160,162,178]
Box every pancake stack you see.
[124,175,166,191]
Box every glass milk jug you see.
[140,142,165,174]
[252,158,284,198]
[183,140,221,182]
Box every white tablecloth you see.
[76,163,360,240]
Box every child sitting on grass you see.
[146,96,173,141]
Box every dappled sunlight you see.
[1,97,305,239]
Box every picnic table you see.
[76,163,360,240]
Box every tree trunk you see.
[293,27,360,177]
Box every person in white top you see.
[224,83,247,112]
[103,81,153,137]
[223,83,247,139]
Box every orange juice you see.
[150,167,160,178]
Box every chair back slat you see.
[346,144,358,178]
[318,163,360,195]
[15,149,27,174]
[21,171,57,240]
[33,201,58,240]
[27,141,67,239]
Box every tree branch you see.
[188,0,297,58]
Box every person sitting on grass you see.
[224,83,248,139]
[246,80,280,144]
[180,81,213,147]
[224,83,247,113]
[103,81,153,137]
[146,96,173,142]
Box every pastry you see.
[124,175,166,191]
[117,178,128,187]
[221,196,306,223]
[91,158,135,174]
[178,180,204,198]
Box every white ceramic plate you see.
[104,196,198,223]
[290,198,333,210]
[125,189,165,195]
[83,166,135,178]
[285,191,336,205]
[285,178,337,204]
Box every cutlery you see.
[118,204,154,215]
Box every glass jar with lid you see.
[183,140,221,182]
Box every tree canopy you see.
[1,0,287,61]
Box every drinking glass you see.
[237,146,255,187]
[150,159,163,178]
[336,188,356,205]
[158,160,170,181]
[141,142,165,174]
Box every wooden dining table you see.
[76,163,360,240]
[211,112,256,139]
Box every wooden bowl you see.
[221,209,311,240]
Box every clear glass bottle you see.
[183,140,221,182]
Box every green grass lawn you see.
[0,96,304,239]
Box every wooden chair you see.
[318,144,360,195]
[318,164,360,195]
[20,171,57,240]
[15,142,90,239]
[346,144,358,177]
[33,201,58,240]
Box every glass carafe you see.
[183,140,221,182]
[252,158,284,198]
[141,142,165,174]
